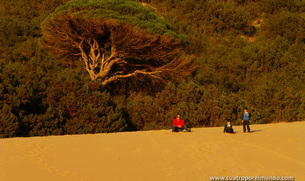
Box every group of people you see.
[172,107,251,134]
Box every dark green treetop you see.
[43,0,186,40]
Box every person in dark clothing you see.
[184,119,192,132]
[241,107,251,133]
[223,120,234,133]
[172,114,189,132]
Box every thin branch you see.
[101,69,163,85]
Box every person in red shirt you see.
[172,114,189,132]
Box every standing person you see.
[241,107,251,133]
[172,114,189,132]
[223,120,234,133]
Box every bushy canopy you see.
[42,0,187,41]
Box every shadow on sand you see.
[228,130,263,134]
[250,130,262,133]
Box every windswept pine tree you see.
[40,0,198,86]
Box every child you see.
[241,107,251,133]
[223,120,234,134]
[184,119,192,132]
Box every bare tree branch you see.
[41,14,198,87]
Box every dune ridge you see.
[1,121,304,181]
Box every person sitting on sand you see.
[172,115,189,132]
[223,120,234,133]
[241,107,251,133]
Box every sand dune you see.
[1,121,304,181]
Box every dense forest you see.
[1,0,304,138]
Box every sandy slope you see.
[1,122,304,181]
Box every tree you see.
[40,0,197,86]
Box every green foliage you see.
[43,0,187,41]
[150,0,252,35]
[126,81,242,129]
[0,0,70,62]
[261,11,305,43]
[0,56,127,137]
[259,0,303,14]
[0,104,19,138]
